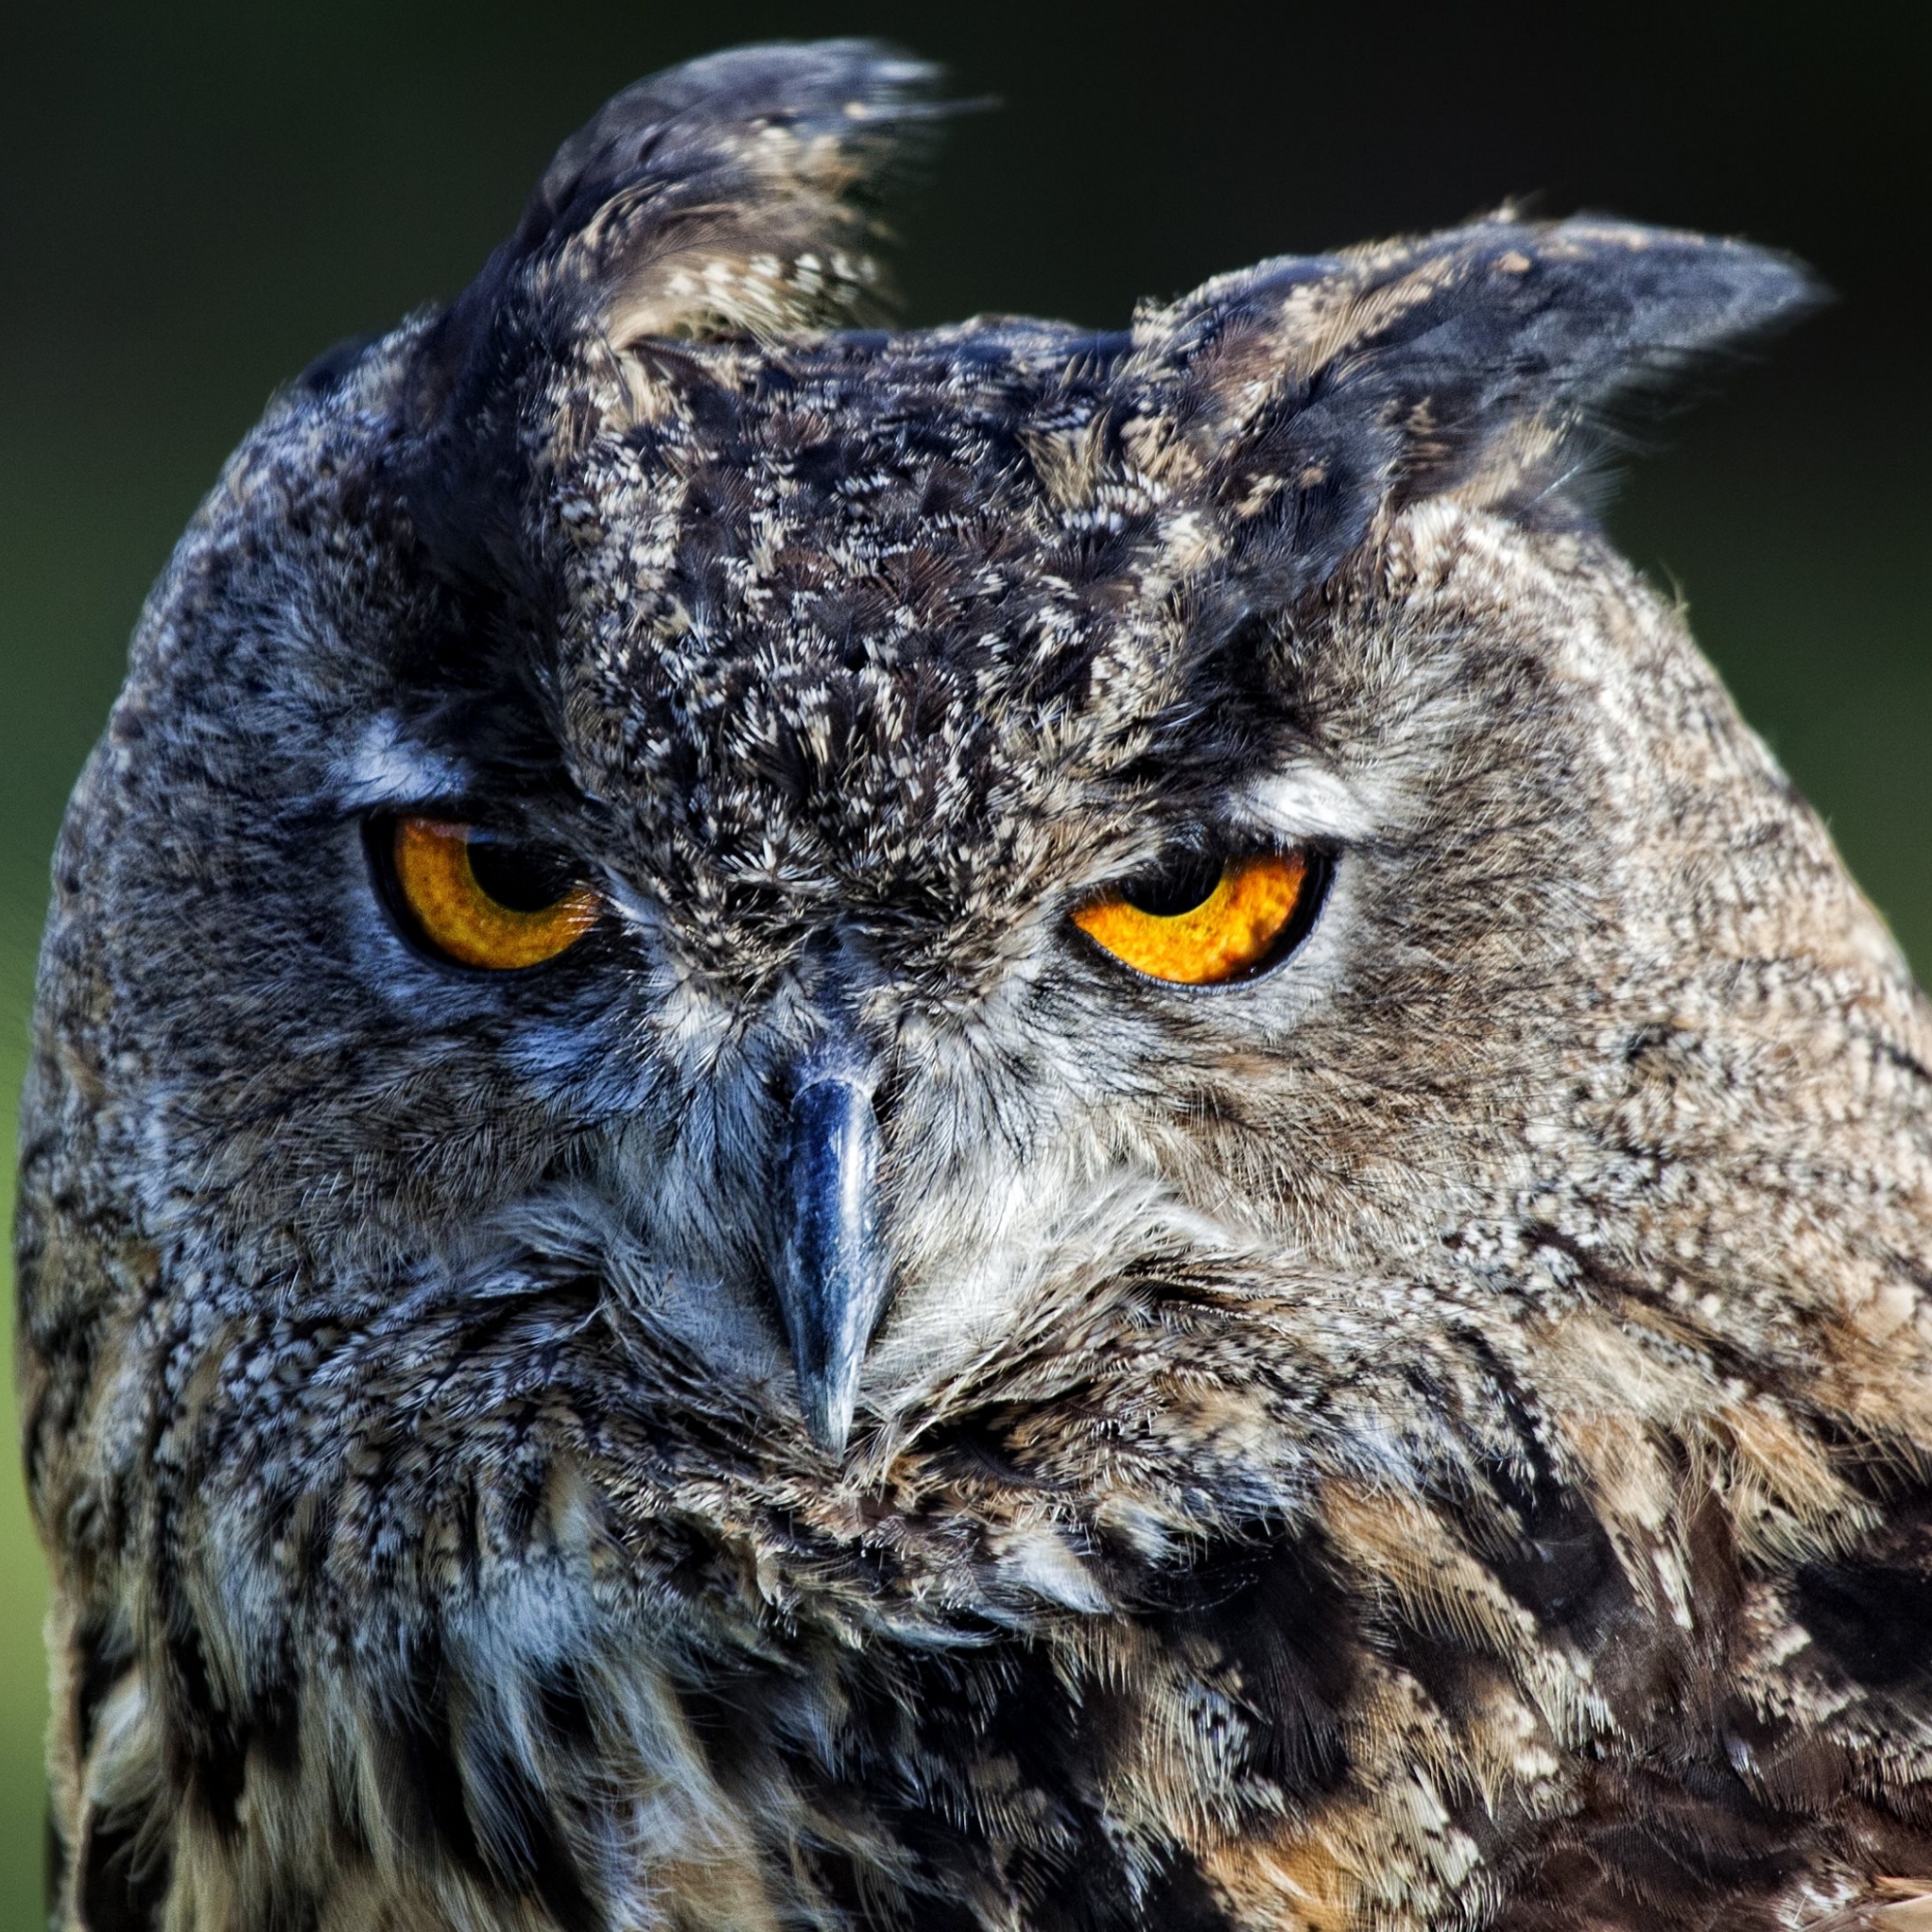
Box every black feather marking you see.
[789,1535,1344,1927]
[375,1626,487,1880]
[1136,1851,1240,1932]
[456,1698,601,1932]
[764,1632,1230,1932]
[1793,1556,1932,1690]
[1142,1530,1357,1799]
[1469,1344,1629,1642]
[78,1805,170,1932]
[162,1614,301,1840]
[73,1608,133,1766]
[1508,1760,1805,1929]
[532,1657,601,1765]
[373,1625,601,1930]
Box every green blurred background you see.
[0,0,1924,1917]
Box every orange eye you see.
[389,818,600,971]
[1073,850,1319,986]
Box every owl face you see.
[45,48,1816,1490]
[92,319,1369,1458]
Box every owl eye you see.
[383,817,601,971]
[1073,849,1324,986]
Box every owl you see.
[15,36,1932,1932]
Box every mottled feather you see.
[15,40,1929,1932]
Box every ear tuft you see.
[424,41,947,418]
[1127,218,1820,591]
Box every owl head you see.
[24,38,1844,1487]
[27,39,1932,1932]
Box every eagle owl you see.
[16,39,1932,1932]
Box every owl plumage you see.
[15,39,1932,1932]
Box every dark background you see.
[0,1,1924,1912]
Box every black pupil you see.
[467,837,569,913]
[1124,855,1226,918]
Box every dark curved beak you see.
[774,1069,892,1452]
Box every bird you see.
[13,35,1932,1932]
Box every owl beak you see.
[774,1067,892,1453]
